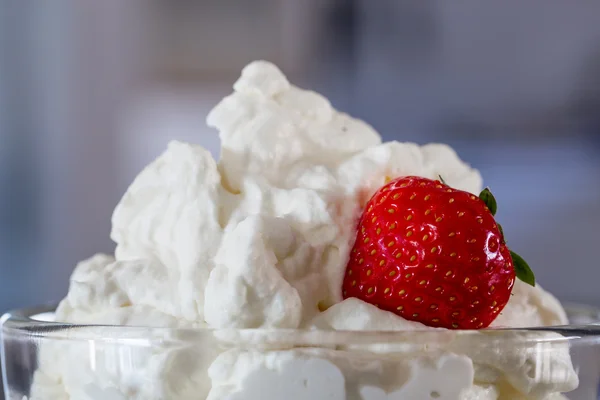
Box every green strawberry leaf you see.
[510,250,535,286]
[479,188,497,216]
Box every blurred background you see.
[2,1,600,388]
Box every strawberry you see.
[342,176,534,329]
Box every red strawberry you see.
[342,176,534,329]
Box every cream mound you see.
[30,61,576,400]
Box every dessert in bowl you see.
[2,61,600,400]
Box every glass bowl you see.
[2,304,600,400]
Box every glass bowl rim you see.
[3,303,600,347]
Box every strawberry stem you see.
[479,188,497,216]
[510,250,536,286]
[438,175,446,185]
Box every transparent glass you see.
[2,304,600,400]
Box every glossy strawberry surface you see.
[342,176,515,329]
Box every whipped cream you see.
[111,141,223,323]
[29,61,577,400]
[208,349,475,400]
